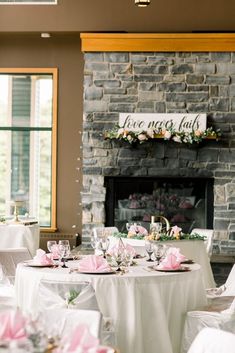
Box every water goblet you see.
[98,237,110,258]
[47,240,57,253]
[153,243,165,265]
[58,244,67,268]
[145,240,154,262]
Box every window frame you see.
[0,68,58,232]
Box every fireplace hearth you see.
[105,176,213,233]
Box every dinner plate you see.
[78,270,116,275]
[149,265,190,272]
[24,261,56,268]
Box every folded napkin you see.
[157,253,181,270]
[128,225,148,237]
[108,242,136,257]
[64,324,111,353]
[33,249,54,265]
[166,247,187,262]
[78,255,111,272]
[0,310,27,341]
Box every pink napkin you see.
[33,249,54,265]
[157,254,181,270]
[64,324,111,353]
[0,310,27,341]
[167,247,187,262]
[78,255,111,272]
[108,243,136,257]
[128,225,148,236]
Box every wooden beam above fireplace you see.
[80,33,235,52]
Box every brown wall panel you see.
[0,35,83,236]
[0,0,234,33]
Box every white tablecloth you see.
[0,224,40,256]
[15,260,207,353]
[109,237,215,288]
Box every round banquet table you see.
[15,260,207,353]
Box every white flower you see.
[138,133,147,141]
[146,129,155,138]
[117,128,124,137]
[127,134,133,142]
[173,136,182,143]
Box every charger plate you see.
[149,265,190,272]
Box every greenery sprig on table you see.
[104,125,221,145]
[113,232,205,241]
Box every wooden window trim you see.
[0,68,58,233]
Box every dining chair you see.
[38,279,100,311]
[0,247,32,278]
[190,228,214,258]
[187,327,235,353]
[42,308,102,339]
[206,263,235,298]
[38,279,117,347]
[0,264,16,310]
[93,227,119,237]
[181,296,235,353]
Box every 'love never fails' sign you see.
[119,113,207,133]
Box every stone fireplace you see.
[82,49,235,255]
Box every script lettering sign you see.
[119,113,207,133]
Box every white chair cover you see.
[206,264,235,298]
[188,328,235,353]
[93,227,119,237]
[42,308,102,339]
[0,248,32,277]
[38,279,99,311]
[181,297,235,353]
[0,264,16,310]
[191,228,213,257]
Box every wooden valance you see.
[80,33,235,52]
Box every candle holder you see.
[9,200,24,224]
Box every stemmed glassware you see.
[58,240,71,268]
[145,240,154,262]
[47,240,57,254]
[97,237,110,258]
[153,243,165,265]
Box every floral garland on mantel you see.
[104,125,221,145]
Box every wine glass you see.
[58,240,71,259]
[98,237,110,258]
[145,240,154,262]
[47,240,57,253]
[153,243,165,265]
[58,243,70,268]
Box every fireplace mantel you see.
[80,33,235,52]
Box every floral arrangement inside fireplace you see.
[104,125,221,145]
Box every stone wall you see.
[82,51,235,255]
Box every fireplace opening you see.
[104,176,214,234]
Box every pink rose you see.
[195,130,202,137]
[163,130,171,139]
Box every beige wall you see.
[0,0,234,33]
[0,34,83,236]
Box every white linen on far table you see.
[0,224,39,256]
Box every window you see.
[0,0,56,4]
[0,68,57,231]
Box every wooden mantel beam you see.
[80,33,235,52]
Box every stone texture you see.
[82,50,235,255]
